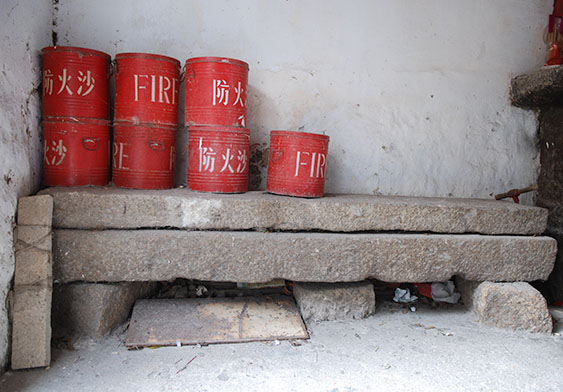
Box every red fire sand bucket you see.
[41,46,111,119]
[266,131,329,198]
[43,117,110,186]
[114,53,180,126]
[187,126,250,193]
[112,122,177,189]
[185,57,249,128]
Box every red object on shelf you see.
[114,53,180,126]
[546,44,562,66]
[554,0,563,18]
[42,117,110,186]
[187,126,250,193]
[41,46,111,119]
[185,57,249,128]
[112,122,177,189]
[266,130,330,198]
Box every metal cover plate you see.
[125,296,308,348]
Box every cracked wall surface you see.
[0,0,52,371]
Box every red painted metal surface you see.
[185,57,249,127]
[187,126,250,193]
[42,117,110,186]
[114,53,180,126]
[41,46,111,119]
[112,122,177,189]
[266,131,329,198]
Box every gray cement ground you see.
[2,300,563,392]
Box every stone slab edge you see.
[53,230,557,284]
[510,65,563,108]
[41,188,548,235]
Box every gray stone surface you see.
[40,187,548,235]
[52,282,157,338]
[17,195,53,226]
[458,280,553,333]
[13,249,51,287]
[510,65,563,108]
[11,286,51,369]
[53,230,557,284]
[293,281,376,322]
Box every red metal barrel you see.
[42,117,110,186]
[114,53,180,126]
[112,122,177,189]
[185,57,249,127]
[41,46,111,119]
[266,131,329,198]
[187,126,250,193]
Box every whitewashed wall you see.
[54,0,550,198]
[0,0,52,370]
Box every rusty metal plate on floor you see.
[125,296,309,348]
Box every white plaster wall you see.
[0,0,52,370]
[54,0,550,200]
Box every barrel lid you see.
[41,46,111,59]
[42,116,111,126]
[186,56,249,70]
[116,52,181,67]
[270,130,329,141]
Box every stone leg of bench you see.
[52,282,157,339]
[293,281,376,323]
[456,278,552,333]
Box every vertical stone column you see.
[11,195,53,369]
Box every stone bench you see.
[29,188,558,345]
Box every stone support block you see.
[457,279,553,333]
[17,195,53,227]
[52,282,157,338]
[293,281,376,322]
[510,65,563,108]
[11,285,52,369]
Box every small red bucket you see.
[185,57,249,127]
[114,53,180,126]
[266,131,329,198]
[43,117,110,186]
[187,126,250,193]
[112,122,177,189]
[41,46,111,119]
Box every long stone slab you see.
[53,230,557,284]
[41,187,548,235]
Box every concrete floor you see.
[2,300,563,392]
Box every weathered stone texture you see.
[11,286,52,369]
[53,230,557,284]
[458,280,552,333]
[52,282,157,338]
[41,187,548,235]
[293,282,376,322]
[510,65,563,108]
[17,195,53,226]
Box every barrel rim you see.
[41,46,111,59]
[42,116,111,126]
[113,120,178,131]
[187,125,250,134]
[115,52,181,67]
[185,56,249,69]
[270,130,330,141]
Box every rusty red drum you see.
[112,122,177,189]
[114,53,180,126]
[187,126,250,193]
[42,117,110,186]
[41,46,111,119]
[266,131,330,198]
[185,57,249,128]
